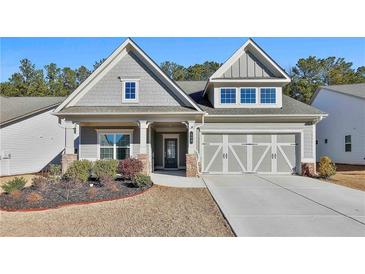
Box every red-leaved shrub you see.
[26,192,43,203]
[118,158,143,180]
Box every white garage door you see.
[202,133,298,174]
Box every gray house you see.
[54,38,325,176]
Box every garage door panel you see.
[252,145,272,172]
[252,134,271,143]
[203,144,223,173]
[204,134,223,143]
[277,145,296,173]
[228,134,247,143]
[277,134,296,143]
[228,145,247,172]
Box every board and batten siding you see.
[79,126,141,160]
[0,109,78,176]
[312,88,365,164]
[75,51,182,107]
[198,122,315,163]
[219,51,275,79]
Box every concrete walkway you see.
[203,174,365,236]
[151,170,205,188]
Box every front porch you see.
[150,170,205,188]
[62,116,201,177]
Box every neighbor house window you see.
[345,135,352,152]
[122,81,138,102]
[99,132,132,160]
[260,88,276,104]
[220,88,236,104]
[240,88,256,104]
[325,139,328,144]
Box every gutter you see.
[53,111,206,116]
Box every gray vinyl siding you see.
[76,51,182,107]
[79,126,140,160]
[153,132,187,168]
[220,51,275,79]
[303,124,314,159]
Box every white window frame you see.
[121,79,139,103]
[259,87,277,104]
[345,135,352,152]
[219,87,237,105]
[96,129,134,160]
[240,87,258,104]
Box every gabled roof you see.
[177,81,325,117]
[311,83,365,103]
[203,38,291,95]
[54,38,203,113]
[0,96,65,126]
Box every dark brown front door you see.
[164,138,178,168]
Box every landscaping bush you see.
[93,160,119,179]
[318,156,336,179]
[133,174,152,188]
[1,177,27,193]
[26,192,43,203]
[63,160,92,183]
[10,190,22,199]
[118,158,143,180]
[100,175,119,192]
[31,176,49,190]
[48,164,61,178]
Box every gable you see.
[75,50,183,107]
[55,38,202,113]
[209,39,290,82]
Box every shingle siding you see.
[76,51,182,107]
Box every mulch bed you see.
[0,179,151,211]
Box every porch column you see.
[62,120,77,174]
[186,120,198,177]
[187,120,196,154]
[139,120,148,154]
[137,120,150,175]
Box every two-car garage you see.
[201,132,301,174]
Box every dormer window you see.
[220,88,236,104]
[240,88,256,104]
[260,88,276,104]
[122,80,139,103]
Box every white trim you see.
[96,129,133,160]
[121,79,140,103]
[162,134,180,169]
[209,79,290,83]
[205,114,328,118]
[154,127,187,133]
[54,112,203,116]
[54,38,203,113]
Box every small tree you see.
[318,156,336,179]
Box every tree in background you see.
[160,61,187,80]
[284,56,365,104]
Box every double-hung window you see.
[220,88,236,104]
[122,81,138,102]
[345,135,352,152]
[260,88,276,104]
[240,88,256,104]
[99,132,132,160]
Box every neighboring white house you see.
[0,96,79,176]
[311,84,365,165]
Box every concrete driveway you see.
[203,175,365,236]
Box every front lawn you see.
[328,164,365,191]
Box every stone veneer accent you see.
[137,154,150,175]
[301,162,316,177]
[61,154,77,174]
[186,154,198,177]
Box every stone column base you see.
[137,154,150,176]
[186,154,198,177]
[61,154,77,174]
[301,162,316,177]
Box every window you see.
[99,132,131,160]
[345,135,352,152]
[122,81,138,102]
[325,139,328,144]
[260,88,276,104]
[220,88,236,104]
[240,88,256,104]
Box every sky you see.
[1,37,364,81]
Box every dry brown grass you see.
[319,164,365,191]
[0,174,37,193]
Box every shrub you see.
[63,160,92,183]
[133,174,152,188]
[87,187,98,198]
[100,175,119,192]
[118,158,143,180]
[318,156,336,179]
[93,160,119,180]
[10,190,22,199]
[26,192,43,203]
[1,177,27,193]
[48,164,61,178]
[31,176,49,190]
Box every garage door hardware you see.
[271,153,277,159]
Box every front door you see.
[164,138,178,168]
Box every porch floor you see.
[151,170,205,188]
